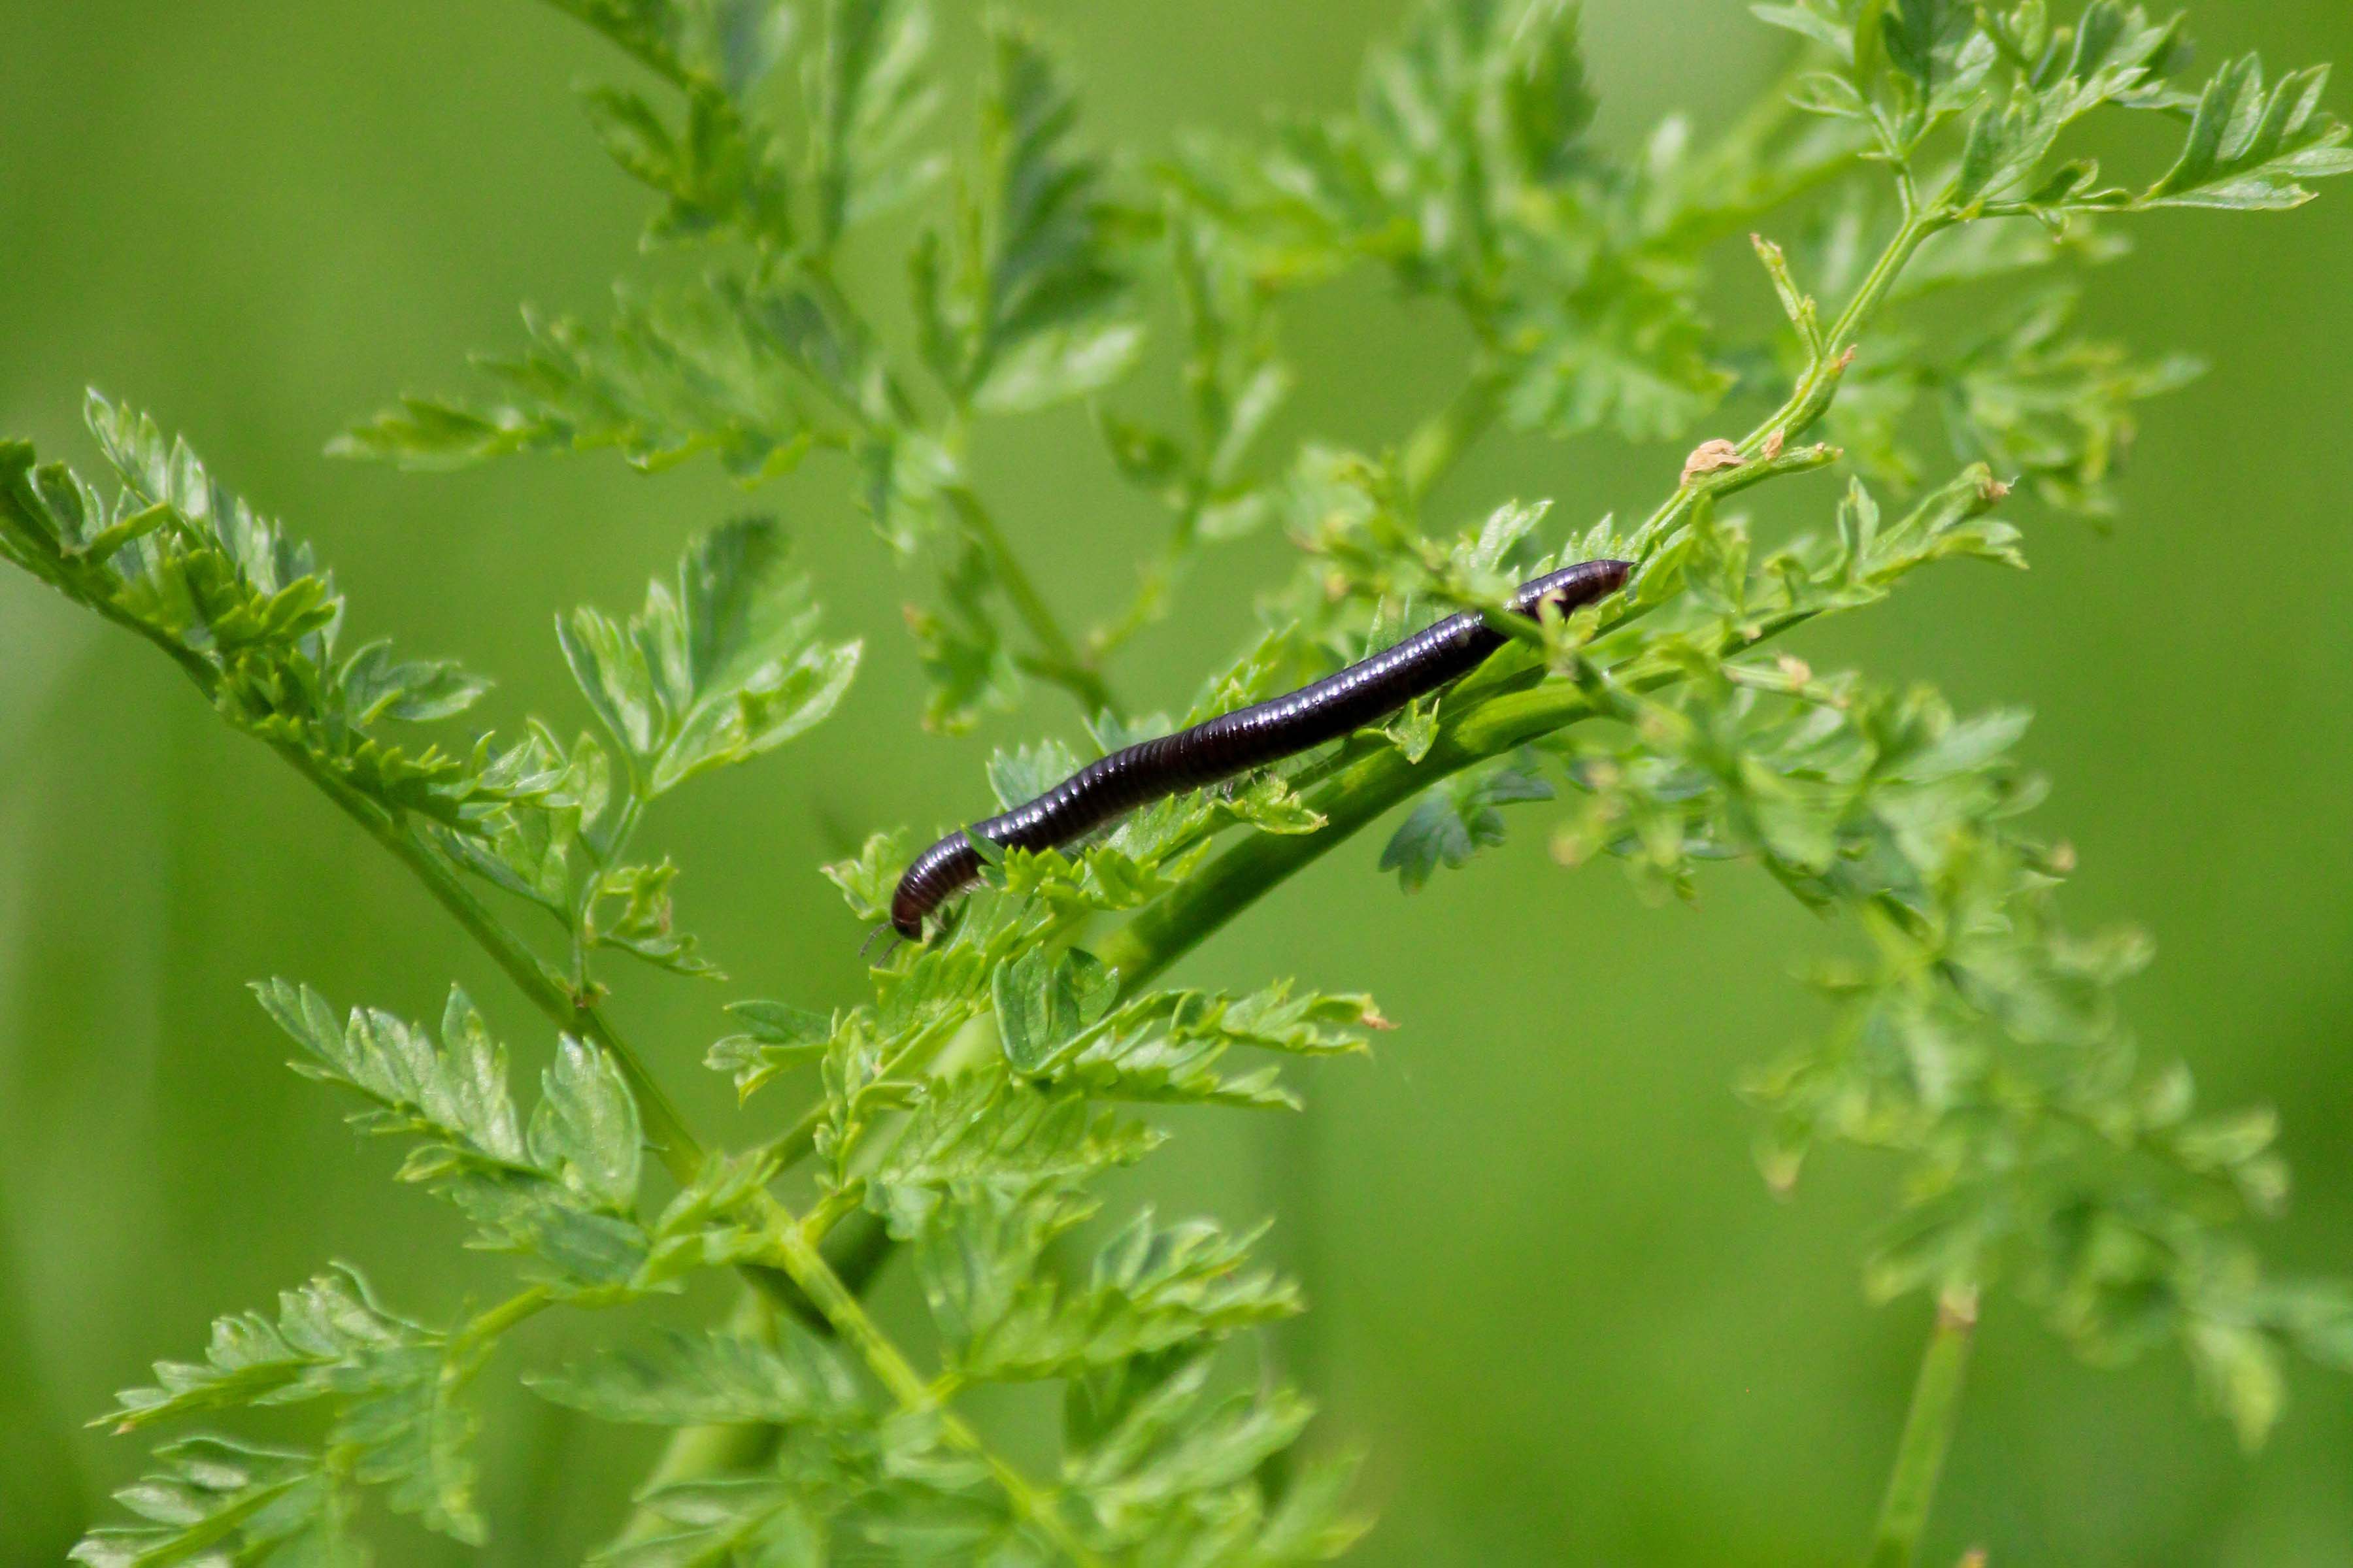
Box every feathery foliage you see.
[7,1,2350,1563]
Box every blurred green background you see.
[4,1,2351,1562]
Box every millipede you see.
[888,556,1633,941]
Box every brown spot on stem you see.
[1681,439,1746,486]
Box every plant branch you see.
[293,758,1067,1553]
[461,1286,555,1346]
[276,746,709,1183]
[1867,1288,1980,1568]
[266,740,906,1356]
[756,1203,1105,1566]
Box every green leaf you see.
[1751,233,1825,355]
[1503,268,1736,442]
[1217,774,1327,836]
[2190,1320,2288,1449]
[810,0,945,246]
[920,1199,1301,1382]
[0,409,545,835]
[71,1438,361,1568]
[335,1338,493,1544]
[1380,696,1441,763]
[435,727,605,916]
[929,20,1141,410]
[1253,1454,1375,1563]
[257,982,655,1292]
[588,860,723,978]
[1500,0,1599,181]
[559,518,860,794]
[1751,1,1860,63]
[103,1265,419,1430]
[709,999,833,1097]
[1941,288,2203,513]
[1096,408,1190,497]
[259,980,527,1167]
[333,288,826,480]
[1017,982,1380,1110]
[530,1327,864,1427]
[993,946,1118,1074]
[97,1266,491,1544]
[2135,57,2353,211]
[640,1148,786,1286]
[987,738,1084,812]
[863,1069,1161,1237]
[1063,1352,1316,1543]
[1380,755,1556,891]
[529,1037,645,1214]
[543,0,795,102]
[583,82,795,249]
[1880,0,1978,98]
[822,829,907,925]
[339,642,492,725]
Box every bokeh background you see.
[3,1,2350,1562]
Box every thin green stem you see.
[265,741,886,1352]
[278,746,707,1183]
[757,1206,1104,1567]
[462,1287,555,1343]
[1867,1288,1979,1568]
[1738,210,1944,458]
[946,485,1121,719]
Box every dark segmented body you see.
[889,558,1633,938]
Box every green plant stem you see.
[278,746,707,1184]
[758,1208,1104,1567]
[268,737,892,1355]
[1867,1288,1980,1568]
[1740,211,1944,457]
[945,485,1121,718]
[463,1286,555,1343]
